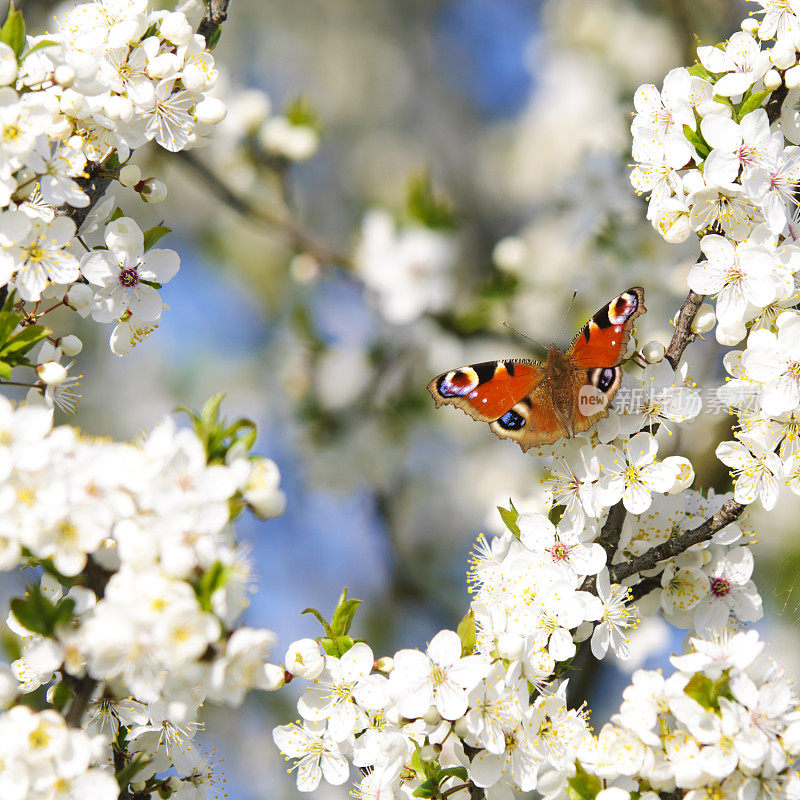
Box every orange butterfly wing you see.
[567,286,646,368]
[427,360,544,422]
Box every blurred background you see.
[15,0,800,798]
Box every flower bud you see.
[493,236,527,273]
[59,89,84,116]
[37,361,67,385]
[67,284,94,317]
[284,638,325,680]
[419,744,438,761]
[137,178,167,203]
[453,716,470,740]
[0,665,16,710]
[54,64,76,88]
[663,456,695,494]
[764,69,782,90]
[691,303,716,334]
[422,706,441,726]
[59,335,82,356]
[786,65,800,89]
[374,656,393,673]
[195,97,227,125]
[243,458,286,518]
[261,663,286,691]
[771,46,796,69]
[119,164,142,187]
[290,253,320,284]
[160,11,194,45]
[642,340,665,364]
[147,52,179,79]
[0,43,17,86]
[496,632,524,661]
[741,18,759,36]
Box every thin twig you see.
[664,289,704,368]
[176,150,352,268]
[609,498,745,583]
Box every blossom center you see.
[119,266,140,288]
[3,124,19,141]
[710,577,731,597]
[550,542,571,562]
[430,664,448,687]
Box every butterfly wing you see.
[427,359,544,422]
[566,286,645,368]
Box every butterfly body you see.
[427,287,645,451]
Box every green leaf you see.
[206,26,221,50]
[735,88,772,122]
[142,223,171,251]
[10,586,58,636]
[684,672,732,710]
[195,561,229,612]
[406,172,456,230]
[330,587,362,636]
[688,63,715,80]
[0,2,26,59]
[109,206,124,222]
[566,764,602,800]
[497,504,520,537]
[0,360,11,380]
[0,309,20,347]
[302,607,335,639]
[285,95,319,130]
[682,123,711,160]
[116,753,151,790]
[456,611,475,657]
[49,679,73,711]
[440,767,468,782]
[1,324,49,356]
[412,780,438,799]
[20,38,56,60]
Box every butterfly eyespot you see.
[497,409,526,430]
[437,368,479,397]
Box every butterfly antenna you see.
[555,290,578,341]
[502,322,547,351]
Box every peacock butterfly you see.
[427,287,645,451]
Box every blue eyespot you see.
[497,409,525,430]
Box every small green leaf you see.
[412,780,438,798]
[206,26,221,50]
[1,324,49,356]
[10,586,58,636]
[0,2,26,59]
[49,680,73,711]
[142,223,171,251]
[406,172,456,230]
[688,63,715,80]
[497,504,520,537]
[141,22,158,40]
[0,309,20,347]
[456,611,475,657]
[682,123,711,160]
[566,764,602,800]
[735,88,772,122]
[109,206,125,222]
[684,673,717,710]
[21,38,56,60]
[195,561,229,612]
[302,607,335,639]
[0,360,11,380]
[116,753,151,790]
[440,767,468,782]
[330,587,362,637]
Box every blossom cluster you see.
[630,3,800,510]
[0,395,286,791]
[0,0,229,406]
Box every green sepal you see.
[142,222,171,251]
[456,611,476,657]
[141,22,158,40]
[109,206,125,222]
[0,1,25,59]
[285,95,319,130]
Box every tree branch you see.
[609,498,745,583]
[197,0,231,46]
[664,289,704,369]
[176,149,352,268]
